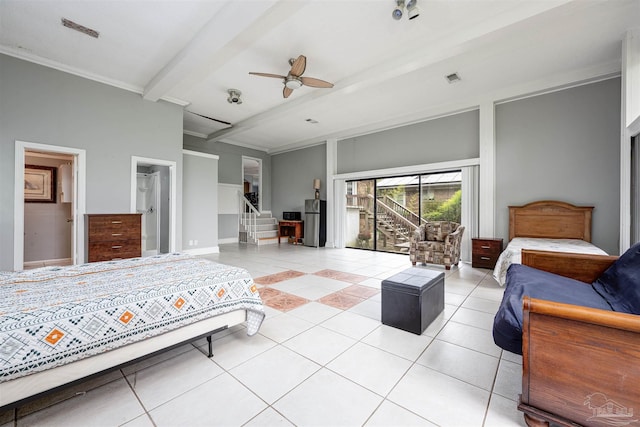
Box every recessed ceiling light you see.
[445,72,461,84]
[306,118,319,124]
[61,18,99,38]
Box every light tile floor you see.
[1,244,526,427]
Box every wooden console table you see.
[278,220,304,244]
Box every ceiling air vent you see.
[61,18,99,38]
[445,72,461,84]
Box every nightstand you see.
[472,238,503,269]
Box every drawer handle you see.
[111,220,122,224]
[481,245,491,249]
[112,245,123,249]
[481,256,491,260]
[112,233,123,236]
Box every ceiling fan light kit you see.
[249,54,334,98]
[285,77,303,89]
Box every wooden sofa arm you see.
[521,249,619,283]
[519,297,640,427]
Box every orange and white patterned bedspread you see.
[0,253,264,382]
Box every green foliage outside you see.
[422,189,461,222]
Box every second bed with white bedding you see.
[492,237,608,286]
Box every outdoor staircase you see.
[375,210,412,249]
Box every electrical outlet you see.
[194,240,198,246]
[189,240,193,246]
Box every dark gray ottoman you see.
[381,268,445,335]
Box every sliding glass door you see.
[420,171,462,223]
[345,170,462,254]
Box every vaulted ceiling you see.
[1,0,638,153]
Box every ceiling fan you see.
[249,55,334,98]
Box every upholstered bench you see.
[381,268,444,334]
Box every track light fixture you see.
[392,0,404,20]
[392,0,419,21]
[406,0,419,19]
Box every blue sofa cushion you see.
[592,242,640,314]
[493,264,612,355]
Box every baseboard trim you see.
[23,258,73,269]
[182,246,219,255]
[218,237,239,244]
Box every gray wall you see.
[182,153,218,250]
[219,215,239,240]
[337,110,479,174]
[183,135,272,209]
[495,78,621,254]
[0,54,184,270]
[272,143,327,219]
[184,134,272,241]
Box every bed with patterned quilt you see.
[0,253,265,409]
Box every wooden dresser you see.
[471,238,503,269]
[85,213,142,262]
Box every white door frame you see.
[14,140,86,271]
[242,156,262,212]
[130,156,177,253]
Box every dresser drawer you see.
[88,228,137,242]
[88,215,141,235]
[472,254,500,269]
[87,240,141,262]
[472,239,502,254]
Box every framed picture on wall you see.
[24,165,56,203]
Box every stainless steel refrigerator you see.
[304,199,326,247]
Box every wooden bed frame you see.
[509,200,594,242]
[518,250,640,427]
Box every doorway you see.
[136,171,161,256]
[23,152,75,268]
[242,156,262,211]
[130,156,177,255]
[14,140,86,271]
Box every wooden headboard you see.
[508,200,594,242]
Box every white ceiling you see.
[1,0,638,153]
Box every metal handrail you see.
[238,191,260,241]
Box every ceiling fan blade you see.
[249,72,286,79]
[300,76,334,88]
[283,86,293,98]
[289,55,306,77]
[186,110,231,126]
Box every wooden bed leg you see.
[412,262,416,266]
[523,413,549,427]
[206,335,213,358]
